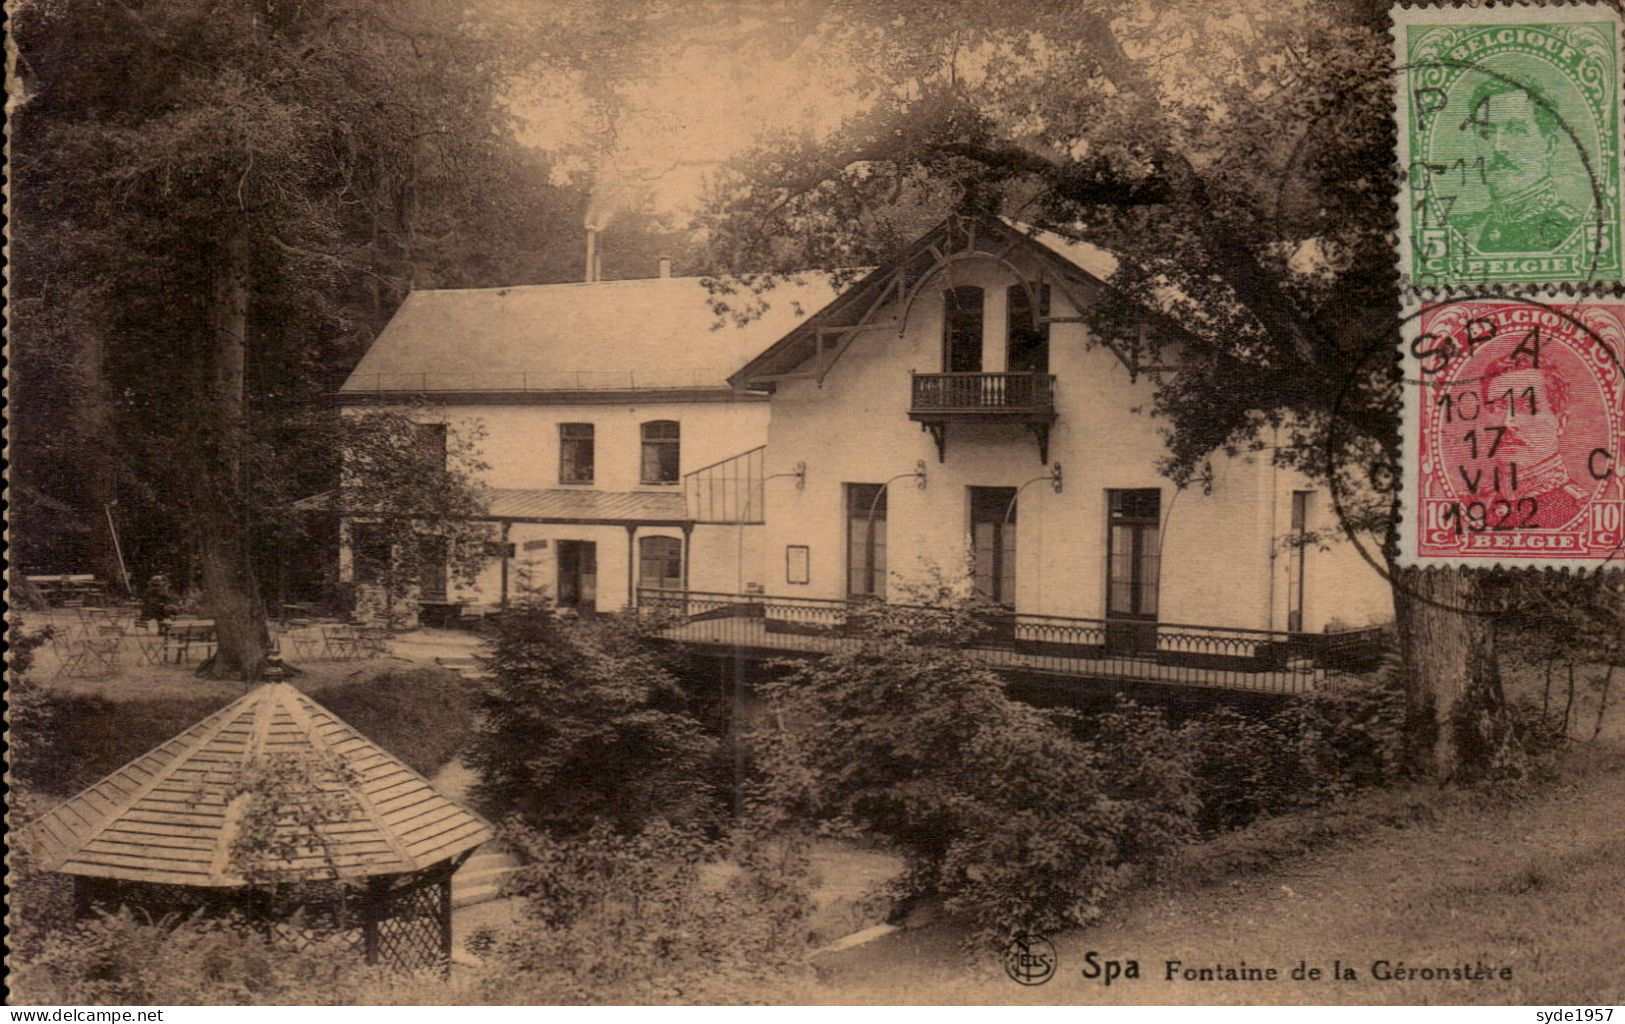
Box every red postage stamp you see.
[1402,300,1625,567]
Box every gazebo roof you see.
[23,683,494,887]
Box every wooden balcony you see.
[908,371,1057,463]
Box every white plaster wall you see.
[413,399,768,492]
[758,253,1395,633]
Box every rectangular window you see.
[969,486,1018,607]
[559,423,594,484]
[1106,489,1161,620]
[943,286,984,373]
[639,535,683,590]
[1006,284,1051,374]
[845,483,887,598]
[641,421,681,484]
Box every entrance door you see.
[556,540,597,614]
[1105,489,1161,654]
[943,286,984,373]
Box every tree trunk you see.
[196,212,270,680]
[1391,566,1507,781]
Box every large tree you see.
[688,0,1509,777]
[9,0,595,676]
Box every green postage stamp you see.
[1395,4,1623,289]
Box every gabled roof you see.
[731,215,1158,388]
[23,683,494,887]
[340,275,842,398]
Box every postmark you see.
[1394,5,1623,290]
[1399,298,1625,567]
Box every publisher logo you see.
[1003,933,1057,986]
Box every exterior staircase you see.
[452,841,521,909]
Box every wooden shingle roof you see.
[22,683,494,887]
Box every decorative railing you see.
[909,372,1056,414]
[637,589,1387,696]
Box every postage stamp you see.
[1394,5,1623,290]
[1400,299,1625,567]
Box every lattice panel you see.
[371,877,448,974]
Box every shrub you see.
[467,604,721,835]
[7,905,382,1005]
[1181,673,1409,832]
[475,820,814,1003]
[751,601,1133,948]
[1087,700,1200,871]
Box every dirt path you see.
[810,748,1625,1005]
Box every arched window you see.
[639,535,683,590]
[1006,283,1050,373]
[640,420,680,484]
[942,286,984,373]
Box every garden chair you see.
[132,633,164,666]
[50,635,91,679]
[81,637,122,676]
[321,625,361,660]
[353,627,390,659]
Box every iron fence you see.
[637,589,1386,695]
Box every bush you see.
[1087,700,1200,872]
[751,601,1135,948]
[467,604,721,835]
[1180,673,1408,832]
[473,820,814,1003]
[7,905,383,1005]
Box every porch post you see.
[625,524,638,608]
[498,520,511,612]
[681,523,694,593]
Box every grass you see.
[18,663,475,800]
[802,735,1625,1004]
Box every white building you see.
[336,269,836,618]
[708,214,1394,645]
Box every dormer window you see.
[943,286,983,373]
[1006,283,1050,374]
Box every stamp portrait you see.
[1395,6,1623,288]
[1402,299,1625,566]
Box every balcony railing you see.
[909,371,1056,415]
[637,589,1387,696]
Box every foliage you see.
[1180,673,1409,833]
[473,820,814,1004]
[751,598,1136,948]
[8,905,381,1006]
[336,406,492,625]
[467,604,721,835]
[226,752,365,887]
[1085,701,1201,873]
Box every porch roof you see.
[22,683,494,887]
[291,487,691,525]
[485,488,688,525]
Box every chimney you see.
[584,229,599,284]
[658,255,672,279]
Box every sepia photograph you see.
[5,0,1623,1009]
